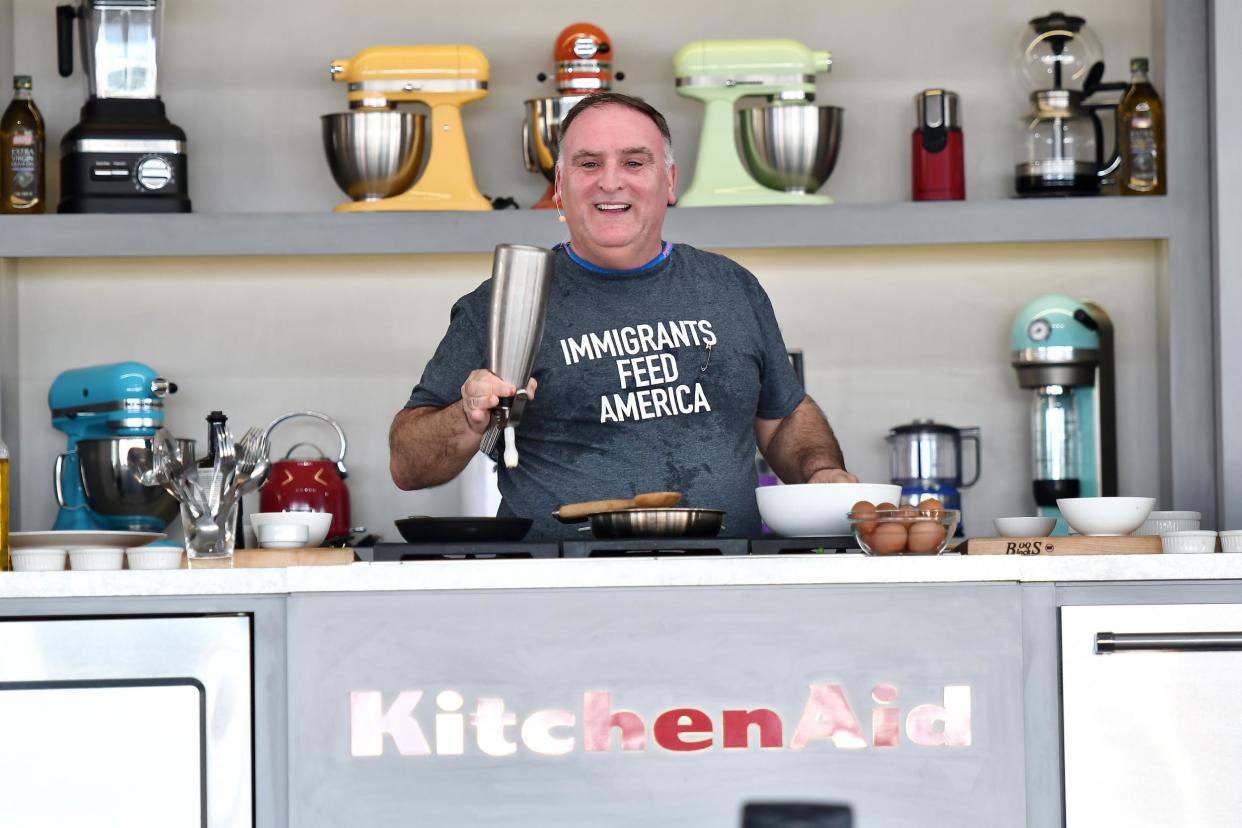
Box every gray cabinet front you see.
[288,583,1028,827]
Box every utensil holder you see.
[182,500,238,560]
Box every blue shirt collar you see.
[557,241,673,275]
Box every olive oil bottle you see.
[1,75,45,213]
[1118,57,1167,196]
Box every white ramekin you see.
[126,547,184,570]
[68,546,125,571]
[1160,530,1218,554]
[1137,511,1202,536]
[1221,530,1242,553]
[11,548,68,572]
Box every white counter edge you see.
[1,553,1240,599]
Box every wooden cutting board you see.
[183,548,357,568]
[964,536,1163,555]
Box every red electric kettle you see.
[260,411,351,539]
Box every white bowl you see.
[1056,497,1156,537]
[257,523,309,549]
[1136,510,1201,536]
[756,483,902,537]
[11,548,68,572]
[1161,530,1218,554]
[250,512,332,547]
[993,516,1058,538]
[69,546,125,571]
[1220,530,1242,553]
[126,546,184,570]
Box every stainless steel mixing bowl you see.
[321,111,427,201]
[737,101,843,194]
[523,95,588,182]
[78,436,194,525]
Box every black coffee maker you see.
[56,0,191,213]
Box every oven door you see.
[0,615,252,828]
[1061,603,1242,827]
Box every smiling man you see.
[389,92,857,540]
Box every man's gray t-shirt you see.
[405,243,805,540]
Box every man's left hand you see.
[808,468,860,484]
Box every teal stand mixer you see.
[49,361,184,534]
[1010,295,1116,534]
[674,38,842,207]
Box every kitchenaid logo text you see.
[349,683,971,758]
[557,319,716,424]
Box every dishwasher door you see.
[1061,604,1242,827]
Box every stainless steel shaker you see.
[480,244,553,463]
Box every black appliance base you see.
[749,536,861,555]
[363,542,559,561]
[561,538,749,557]
[58,193,191,213]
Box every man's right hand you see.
[390,371,540,491]
[459,369,538,435]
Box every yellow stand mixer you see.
[322,45,492,212]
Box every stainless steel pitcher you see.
[480,244,553,459]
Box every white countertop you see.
[3,552,1242,599]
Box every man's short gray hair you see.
[555,92,675,173]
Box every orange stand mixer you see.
[522,24,621,209]
[322,45,492,211]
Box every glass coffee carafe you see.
[1013,11,1121,196]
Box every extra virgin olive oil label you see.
[8,130,38,200]
[1125,123,1158,187]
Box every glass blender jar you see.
[886,419,980,536]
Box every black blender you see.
[887,420,980,536]
[56,0,190,213]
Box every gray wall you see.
[1212,1,1241,529]
[0,258,16,525]
[12,244,1161,539]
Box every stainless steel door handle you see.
[1096,631,1242,653]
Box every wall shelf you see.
[0,197,1171,259]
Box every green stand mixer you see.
[674,38,842,207]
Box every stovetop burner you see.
[364,542,559,561]
[360,536,860,560]
[561,537,750,558]
[748,535,860,555]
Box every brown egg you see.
[898,505,918,521]
[876,502,898,512]
[908,519,947,553]
[869,522,909,555]
[850,500,878,534]
[917,498,945,516]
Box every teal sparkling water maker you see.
[1010,295,1116,534]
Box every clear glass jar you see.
[1016,90,1101,195]
[1014,11,1103,93]
[1032,385,1079,485]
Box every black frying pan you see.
[395,516,532,544]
